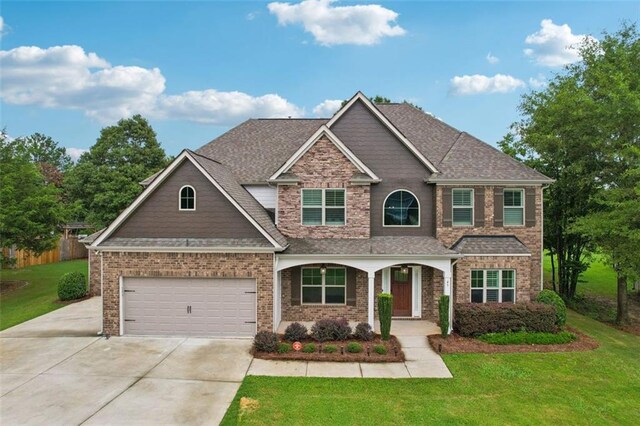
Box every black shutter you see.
[525,187,536,227]
[474,187,485,227]
[442,187,452,227]
[291,267,301,306]
[494,187,504,227]
[346,268,357,306]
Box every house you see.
[83,92,553,338]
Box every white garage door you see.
[123,277,256,337]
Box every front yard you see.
[0,259,88,330]
[223,311,640,424]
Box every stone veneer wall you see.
[100,251,273,336]
[277,137,370,239]
[436,185,543,301]
[88,249,101,297]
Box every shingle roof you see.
[284,237,458,256]
[80,228,105,244]
[99,237,273,248]
[451,235,531,255]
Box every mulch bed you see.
[428,327,599,354]
[0,280,29,294]
[54,294,93,305]
[253,335,405,363]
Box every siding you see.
[244,185,277,209]
[331,100,435,236]
[112,160,267,240]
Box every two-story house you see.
[84,92,553,338]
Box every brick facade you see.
[100,251,273,336]
[277,136,370,239]
[88,249,101,297]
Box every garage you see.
[122,277,257,337]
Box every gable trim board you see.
[91,150,286,250]
[269,125,380,182]
[326,92,440,174]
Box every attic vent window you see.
[179,185,196,211]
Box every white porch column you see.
[368,272,376,331]
[444,269,453,334]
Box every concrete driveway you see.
[0,297,252,425]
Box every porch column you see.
[368,272,375,331]
[444,269,453,334]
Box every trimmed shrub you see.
[283,322,308,342]
[310,318,352,342]
[302,343,316,353]
[323,344,337,353]
[536,290,567,326]
[57,272,87,301]
[479,330,576,345]
[378,293,393,340]
[373,344,387,355]
[353,322,374,341]
[277,343,292,354]
[438,295,450,337]
[254,331,279,352]
[453,303,557,337]
[346,342,363,353]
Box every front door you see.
[390,267,412,317]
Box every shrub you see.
[323,344,337,353]
[277,343,292,354]
[254,331,279,352]
[438,295,450,338]
[378,293,393,340]
[353,322,374,341]
[283,322,308,342]
[373,344,387,355]
[346,342,363,353]
[57,272,87,301]
[310,318,352,342]
[453,303,557,337]
[302,343,316,353]
[536,290,567,326]
[479,330,577,345]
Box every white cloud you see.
[0,45,302,125]
[66,147,89,162]
[246,11,258,21]
[524,19,596,67]
[0,16,7,38]
[528,74,548,89]
[312,99,342,116]
[450,74,525,96]
[267,0,406,46]
[486,52,499,64]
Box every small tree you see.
[377,293,393,340]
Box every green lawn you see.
[544,254,618,298]
[222,311,639,425]
[0,259,88,330]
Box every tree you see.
[12,133,72,186]
[64,115,168,228]
[342,94,424,110]
[0,134,66,257]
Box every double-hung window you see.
[452,189,473,226]
[471,269,515,303]
[302,267,346,304]
[504,189,524,226]
[302,189,345,225]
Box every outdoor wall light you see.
[400,264,409,275]
[320,264,327,275]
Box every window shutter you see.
[290,267,301,306]
[442,187,452,227]
[346,267,357,306]
[493,187,504,227]
[525,187,536,227]
[474,187,485,227]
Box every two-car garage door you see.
[122,277,256,337]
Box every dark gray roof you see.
[140,170,162,186]
[188,151,288,248]
[284,237,458,256]
[80,229,105,244]
[99,237,273,248]
[451,235,531,255]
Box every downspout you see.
[541,185,549,292]
[98,250,104,335]
[448,257,461,335]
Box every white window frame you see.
[470,269,516,303]
[301,266,347,305]
[452,188,474,226]
[503,188,525,227]
[382,189,421,227]
[178,185,196,211]
[301,188,346,226]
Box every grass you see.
[544,253,618,298]
[478,330,576,345]
[222,311,640,425]
[0,260,88,330]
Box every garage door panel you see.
[123,277,256,337]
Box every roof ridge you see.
[439,131,465,165]
[188,149,223,165]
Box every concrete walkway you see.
[250,320,452,379]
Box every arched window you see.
[383,190,420,226]
[179,185,196,211]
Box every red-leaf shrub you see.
[310,318,352,342]
[453,303,557,337]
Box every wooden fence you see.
[2,236,88,269]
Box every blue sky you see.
[1,1,637,159]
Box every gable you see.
[110,159,267,240]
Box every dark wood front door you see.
[390,267,412,317]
